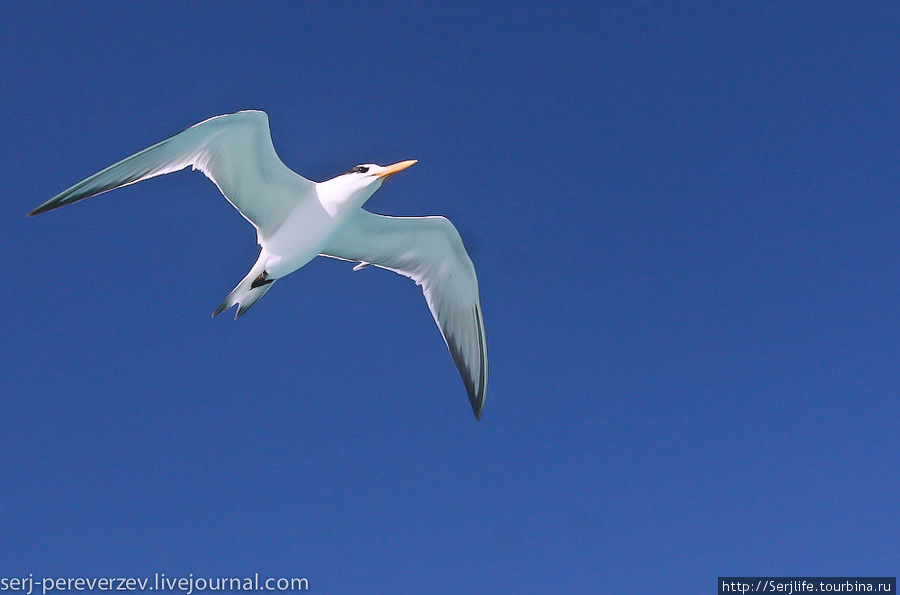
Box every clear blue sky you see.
[1,2,897,592]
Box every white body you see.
[263,175,384,277]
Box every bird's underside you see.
[29,110,488,419]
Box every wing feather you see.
[29,110,312,236]
[322,210,488,419]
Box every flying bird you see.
[29,110,487,419]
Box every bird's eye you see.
[355,166,369,173]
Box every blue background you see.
[1,2,897,592]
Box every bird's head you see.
[344,159,418,187]
[319,160,418,210]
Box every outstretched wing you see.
[322,209,488,419]
[29,110,313,236]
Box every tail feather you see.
[235,283,274,319]
[213,265,277,320]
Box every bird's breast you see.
[262,200,355,277]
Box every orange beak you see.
[376,159,418,180]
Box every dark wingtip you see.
[470,393,484,421]
[28,197,65,216]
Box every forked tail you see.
[213,262,278,320]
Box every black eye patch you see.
[347,165,369,174]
